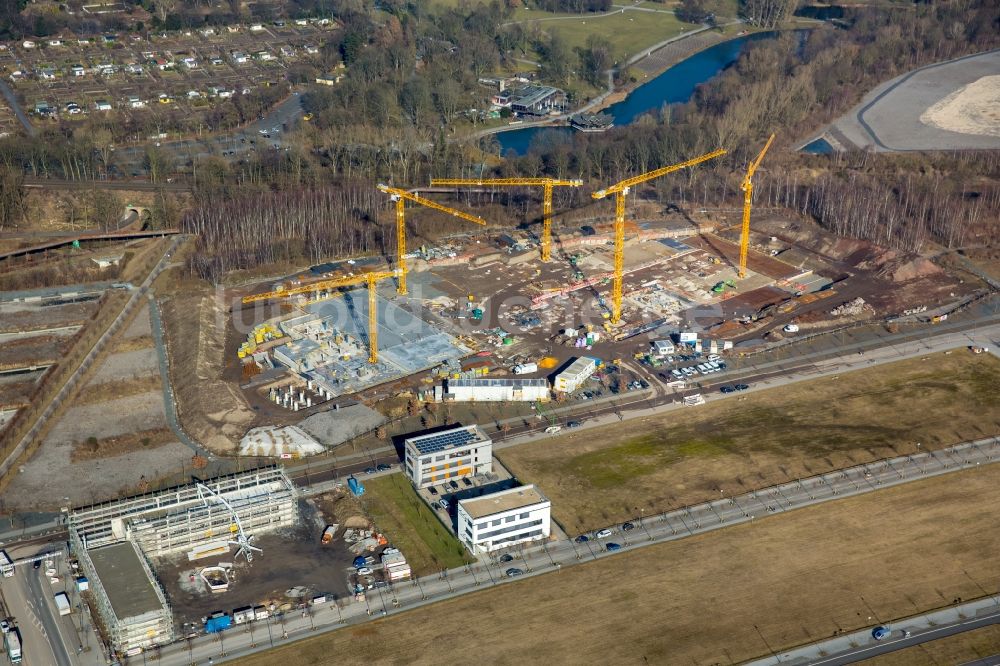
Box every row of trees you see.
[182,184,393,283]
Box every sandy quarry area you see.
[920,75,1000,137]
[824,50,1000,151]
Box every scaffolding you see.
[69,467,298,556]
[67,468,299,657]
[72,540,174,655]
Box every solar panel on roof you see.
[411,428,478,455]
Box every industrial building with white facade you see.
[68,468,298,657]
[444,378,550,402]
[457,485,551,554]
[554,357,598,393]
[404,425,493,488]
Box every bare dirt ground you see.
[156,501,353,626]
[238,463,1000,666]
[0,335,67,367]
[87,348,158,383]
[121,302,153,339]
[0,300,97,333]
[161,290,254,453]
[3,392,190,509]
[862,624,1000,665]
[499,351,1000,534]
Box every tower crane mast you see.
[429,177,582,261]
[376,184,486,295]
[241,270,396,363]
[592,148,727,323]
[738,133,775,279]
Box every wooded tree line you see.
[493,0,999,252]
[182,184,391,283]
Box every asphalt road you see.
[141,433,1000,666]
[803,610,1000,665]
[23,567,72,666]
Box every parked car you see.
[363,467,376,475]
[708,354,720,362]
[499,554,514,563]
[428,486,438,495]
[356,567,373,575]
[462,478,473,487]
[606,542,622,552]
[566,420,582,428]
[505,568,523,577]
[376,463,392,472]
[439,499,450,510]
[574,535,589,543]
[720,386,735,394]
[33,560,41,569]
[621,522,635,531]
[448,480,459,490]
[734,384,750,391]
[353,556,367,568]
[544,425,562,434]
[596,528,613,539]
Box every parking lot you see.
[415,458,520,534]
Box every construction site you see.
[68,468,299,655]
[228,146,974,451]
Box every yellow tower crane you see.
[738,133,775,279]
[429,177,583,261]
[241,270,397,363]
[377,184,486,296]
[592,148,727,324]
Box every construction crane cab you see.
[376,184,486,296]
[592,149,727,323]
[738,133,775,279]
[241,270,397,363]
[429,177,582,262]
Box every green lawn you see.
[361,474,473,576]
[517,8,686,58]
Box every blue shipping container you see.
[348,476,365,497]
[205,615,232,633]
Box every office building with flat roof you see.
[554,356,597,393]
[403,425,492,488]
[457,485,551,554]
[78,541,173,655]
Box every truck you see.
[513,362,537,375]
[321,525,336,544]
[4,628,21,664]
[54,592,71,616]
[0,551,13,578]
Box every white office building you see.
[446,378,550,402]
[554,357,597,393]
[404,425,492,488]
[458,485,551,554]
[652,339,675,356]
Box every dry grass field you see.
[238,463,1000,665]
[499,351,1000,534]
